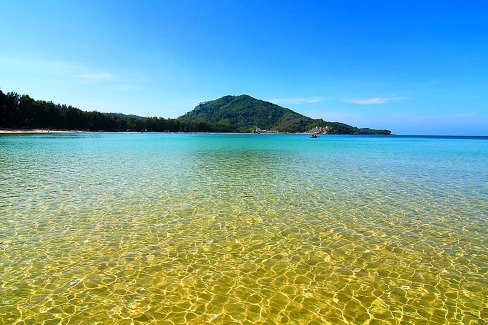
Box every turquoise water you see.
[0,133,487,324]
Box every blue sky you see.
[1,0,487,135]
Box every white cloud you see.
[270,97,322,105]
[109,84,142,91]
[79,72,115,81]
[1,56,142,90]
[1,57,77,76]
[343,96,405,105]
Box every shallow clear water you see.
[0,133,486,324]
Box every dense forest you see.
[0,90,232,132]
[179,95,311,133]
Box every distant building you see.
[254,128,277,133]
[306,126,331,134]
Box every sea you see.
[0,133,486,324]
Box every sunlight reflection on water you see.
[0,133,486,323]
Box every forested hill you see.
[0,90,230,132]
[178,95,391,134]
[178,95,311,133]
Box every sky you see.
[1,0,487,135]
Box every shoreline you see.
[0,129,80,134]
[0,129,314,135]
[3,129,482,137]
[0,128,389,135]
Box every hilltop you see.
[178,95,310,133]
[178,95,391,134]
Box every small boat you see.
[311,134,319,138]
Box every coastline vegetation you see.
[0,90,390,134]
[0,90,230,133]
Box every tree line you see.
[0,90,232,132]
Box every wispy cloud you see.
[1,56,143,91]
[79,72,115,81]
[343,96,405,105]
[1,57,79,76]
[109,84,141,91]
[270,97,322,105]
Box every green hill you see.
[178,95,391,134]
[178,95,309,133]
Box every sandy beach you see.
[0,129,79,134]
